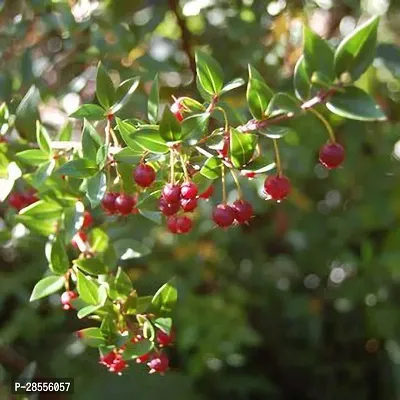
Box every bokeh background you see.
[1,0,400,399]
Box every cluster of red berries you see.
[101,192,139,215]
[60,290,78,311]
[212,200,254,228]
[8,190,38,211]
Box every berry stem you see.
[105,119,111,146]
[215,106,229,131]
[179,153,190,182]
[230,169,242,199]
[308,108,336,143]
[110,127,120,147]
[221,164,227,204]
[272,139,282,176]
[170,149,175,185]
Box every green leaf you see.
[58,122,73,141]
[77,304,102,319]
[20,200,63,220]
[63,201,85,242]
[49,235,70,275]
[229,128,257,169]
[36,121,51,154]
[86,172,107,208]
[266,93,300,118]
[154,317,172,334]
[82,120,103,162]
[326,86,386,121]
[113,148,142,164]
[294,56,311,101]
[114,239,151,260]
[138,210,162,225]
[89,228,109,253]
[303,26,335,81]
[70,104,105,120]
[200,157,222,179]
[111,77,140,114]
[15,86,40,141]
[96,145,108,169]
[17,149,49,166]
[181,113,210,142]
[220,78,245,95]
[160,107,182,142]
[75,257,107,275]
[122,339,153,360]
[96,62,115,110]
[116,163,134,194]
[246,65,274,120]
[110,267,132,299]
[56,159,98,178]
[116,119,144,152]
[334,16,380,82]
[148,74,159,123]
[29,275,65,301]
[76,270,99,305]
[33,160,56,188]
[195,49,224,95]
[151,278,178,314]
[101,315,118,342]
[77,327,106,347]
[259,126,292,139]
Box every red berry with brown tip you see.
[167,216,179,233]
[71,231,88,248]
[82,211,93,228]
[9,193,25,211]
[162,183,181,203]
[102,192,118,214]
[171,100,184,122]
[156,329,175,347]
[264,175,291,201]
[199,186,214,200]
[180,198,198,212]
[176,216,192,234]
[232,199,253,224]
[180,182,198,200]
[319,142,345,169]
[134,163,156,187]
[147,353,169,374]
[212,204,235,228]
[60,291,78,310]
[159,198,180,216]
[115,194,134,215]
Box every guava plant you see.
[0,16,385,376]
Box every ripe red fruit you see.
[264,175,291,201]
[319,142,345,169]
[159,198,180,216]
[180,198,197,212]
[212,204,235,228]
[71,231,88,248]
[136,353,151,364]
[218,135,230,159]
[60,291,78,310]
[180,182,198,200]
[108,358,127,374]
[82,211,93,228]
[171,100,184,122]
[167,216,178,233]
[99,351,117,367]
[134,164,156,187]
[162,183,181,203]
[102,192,118,214]
[176,216,192,234]
[156,330,175,347]
[232,199,253,224]
[23,190,38,206]
[199,186,214,200]
[115,194,135,215]
[8,193,25,211]
[147,353,169,374]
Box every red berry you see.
[8,193,25,211]
[147,353,169,374]
[23,190,38,206]
[244,171,256,179]
[156,330,175,347]
[199,186,214,200]
[212,204,235,228]
[180,198,197,212]
[232,199,253,224]
[162,183,181,203]
[102,192,118,214]
[264,175,291,201]
[71,231,88,249]
[60,291,77,311]
[218,135,230,159]
[82,211,93,228]
[180,182,198,200]
[176,216,192,234]
[99,352,116,367]
[115,194,135,215]
[136,353,151,364]
[167,216,179,233]
[134,164,156,188]
[108,358,127,374]
[159,198,180,216]
[319,142,345,169]
[171,100,184,122]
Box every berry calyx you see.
[162,183,181,203]
[134,164,156,188]
[171,99,184,122]
[176,216,192,234]
[319,142,345,169]
[167,215,178,233]
[115,194,135,215]
[232,199,253,224]
[156,329,175,347]
[212,204,235,228]
[71,231,88,249]
[60,291,78,310]
[199,186,214,200]
[147,353,169,374]
[82,211,93,228]
[102,192,118,214]
[180,182,198,200]
[264,175,291,201]
[159,198,180,216]
[180,198,197,212]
